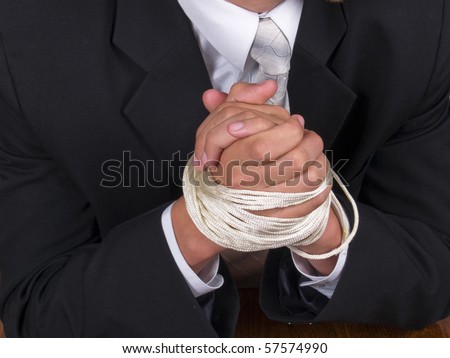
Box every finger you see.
[220,115,305,165]
[217,146,326,191]
[196,111,260,167]
[234,152,325,191]
[262,152,328,192]
[202,81,278,114]
[228,112,299,138]
[255,158,331,219]
[274,129,324,170]
[202,115,279,166]
[195,105,248,167]
[217,123,325,189]
[240,155,330,219]
[226,80,278,105]
[202,89,228,113]
[196,101,289,142]
[195,81,291,171]
[195,106,290,169]
[243,130,324,187]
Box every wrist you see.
[298,207,342,275]
[171,197,225,273]
[302,207,342,255]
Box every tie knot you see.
[249,17,292,108]
[250,17,291,76]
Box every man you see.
[0,0,449,337]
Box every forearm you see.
[300,207,342,275]
[264,202,450,329]
[2,204,217,337]
[171,197,225,273]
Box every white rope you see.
[183,156,359,259]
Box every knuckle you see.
[291,149,308,170]
[219,105,236,118]
[256,118,271,132]
[214,103,235,117]
[204,130,220,150]
[226,169,245,189]
[304,167,324,188]
[216,102,230,111]
[307,156,325,172]
[287,120,303,139]
[309,131,324,152]
[250,138,270,160]
[271,105,290,118]
[248,117,270,132]
[241,110,255,119]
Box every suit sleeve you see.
[261,2,450,329]
[0,33,219,338]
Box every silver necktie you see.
[221,18,292,287]
[250,17,292,108]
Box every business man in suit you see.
[0,0,449,337]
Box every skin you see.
[172,81,342,276]
[172,0,343,277]
[227,0,285,13]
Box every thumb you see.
[202,80,278,113]
[226,80,277,105]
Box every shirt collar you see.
[178,0,303,72]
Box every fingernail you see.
[228,121,245,132]
[293,114,305,128]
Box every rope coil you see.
[183,156,359,259]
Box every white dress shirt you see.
[161,0,348,299]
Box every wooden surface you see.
[1,290,449,337]
[235,288,450,338]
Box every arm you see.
[261,2,450,328]
[0,34,218,338]
[194,81,345,275]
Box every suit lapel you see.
[288,0,357,149]
[113,0,211,160]
[112,0,357,158]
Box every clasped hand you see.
[194,80,330,220]
[172,81,342,275]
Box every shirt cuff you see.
[161,202,224,298]
[290,197,350,299]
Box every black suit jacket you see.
[0,0,449,337]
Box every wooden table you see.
[1,290,449,337]
[235,289,450,338]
